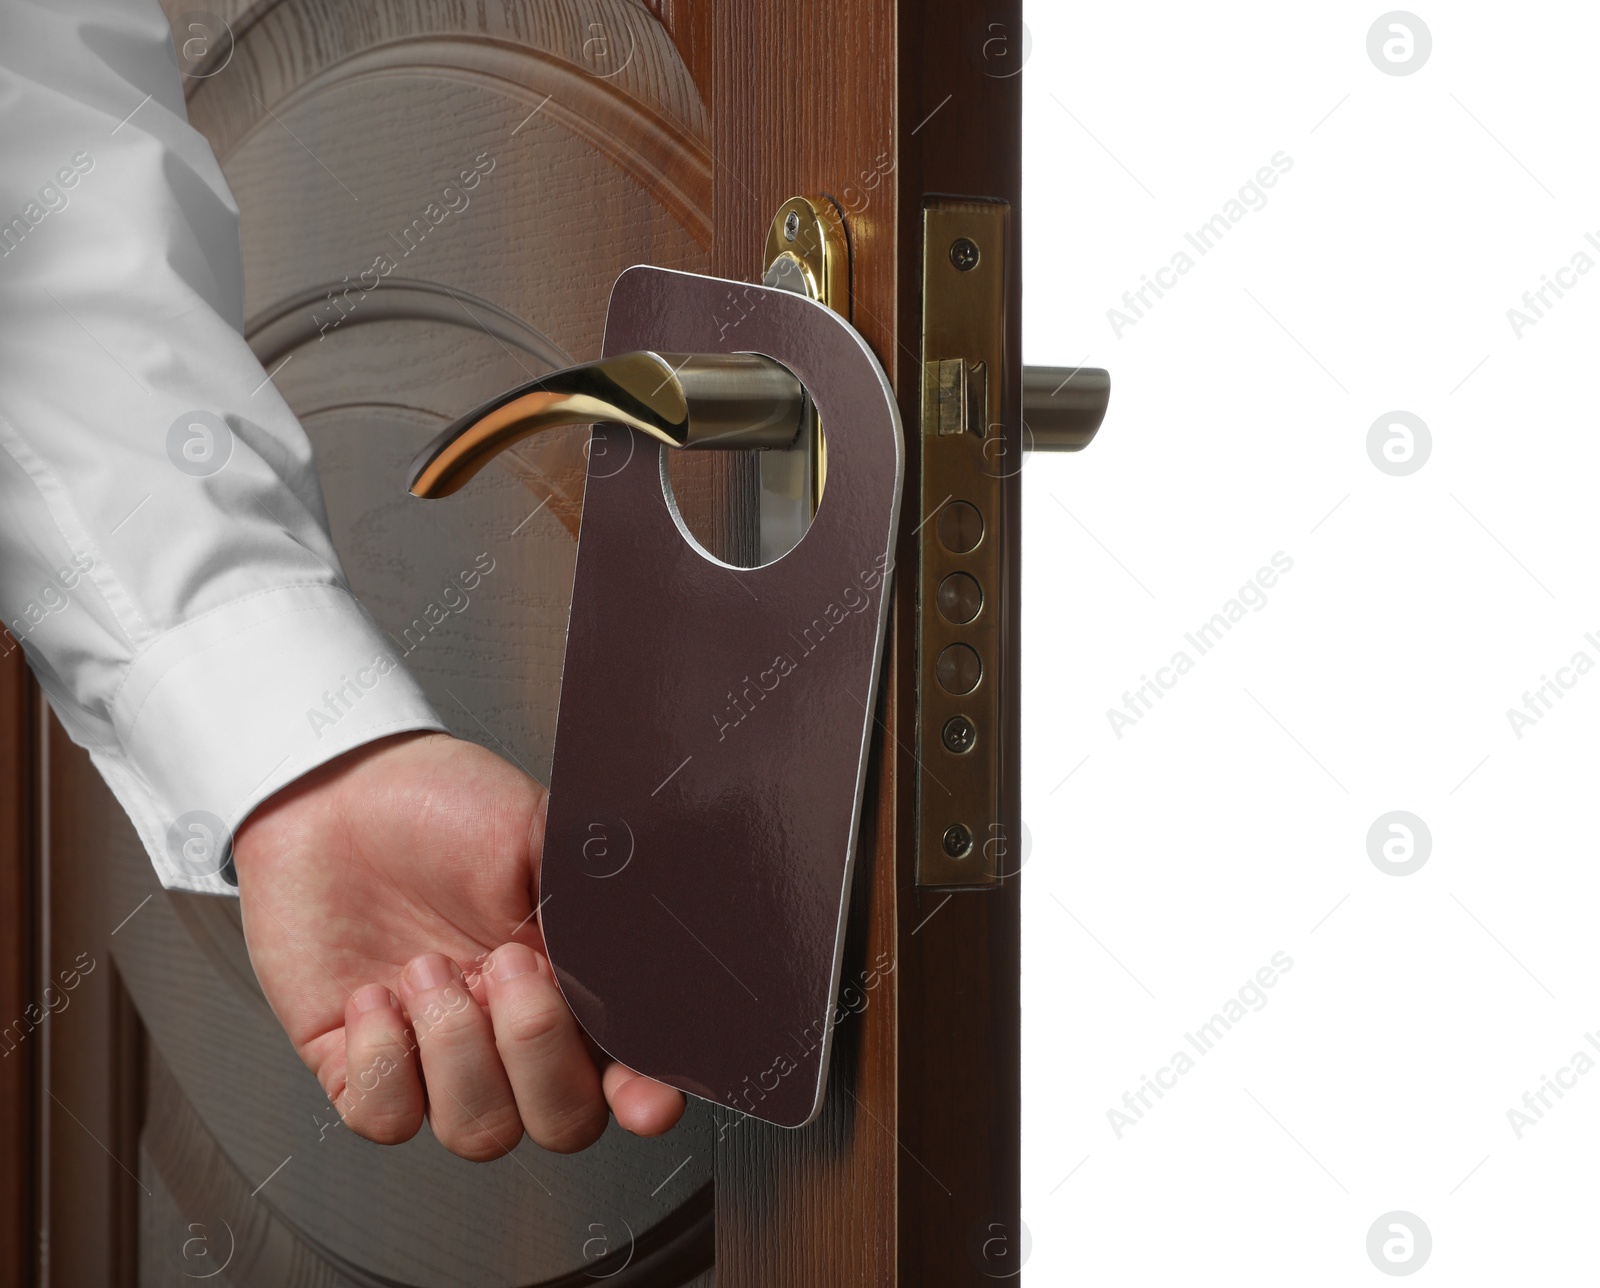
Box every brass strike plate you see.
[916,199,1009,888]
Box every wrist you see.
[233,730,446,879]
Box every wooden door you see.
[7,1,1024,1284]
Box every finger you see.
[601,1060,686,1138]
[482,944,608,1154]
[339,985,424,1144]
[398,953,524,1161]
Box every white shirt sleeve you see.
[0,0,448,895]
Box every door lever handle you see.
[407,350,807,498]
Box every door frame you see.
[1,647,40,1287]
[0,653,145,1288]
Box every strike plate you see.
[916,199,1010,888]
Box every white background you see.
[1020,2,1600,1281]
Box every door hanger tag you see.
[540,267,903,1128]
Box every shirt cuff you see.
[87,583,447,895]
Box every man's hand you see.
[232,731,684,1159]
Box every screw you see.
[783,210,801,242]
[950,237,980,272]
[942,715,977,754]
[942,823,974,859]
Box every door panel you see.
[24,1,1027,1284]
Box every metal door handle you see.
[407,350,807,498]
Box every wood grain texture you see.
[0,647,38,1288]
[704,4,902,1286]
[709,1,1026,1283]
[43,720,145,1288]
[644,1,715,94]
[893,5,1025,1283]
